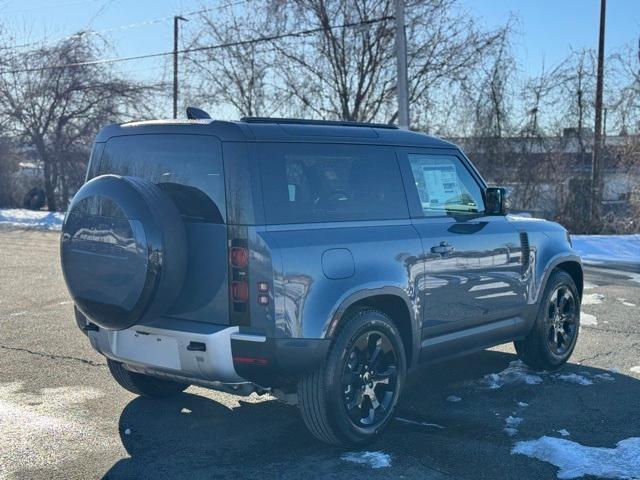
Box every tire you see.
[515,270,581,371]
[298,308,406,446]
[107,359,188,398]
[60,175,188,330]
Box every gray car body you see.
[84,119,582,386]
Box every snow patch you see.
[557,429,571,437]
[512,436,640,479]
[583,281,598,290]
[617,298,636,307]
[480,360,543,389]
[630,366,640,374]
[506,416,524,428]
[582,293,604,305]
[342,451,391,469]
[124,428,131,435]
[571,234,640,267]
[503,427,519,437]
[517,401,530,407]
[624,272,640,285]
[556,373,593,386]
[446,395,462,402]
[593,373,616,382]
[581,313,598,326]
[0,208,65,230]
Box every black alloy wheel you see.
[342,330,399,428]
[546,285,578,356]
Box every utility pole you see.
[590,0,606,228]
[394,0,410,129]
[173,15,188,119]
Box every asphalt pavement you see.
[1,227,639,480]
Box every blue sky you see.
[3,0,639,86]
[461,0,639,76]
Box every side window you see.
[407,154,485,216]
[259,143,408,224]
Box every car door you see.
[397,147,528,352]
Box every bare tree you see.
[0,34,150,210]
[185,2,285,117]
[187,0,511,124]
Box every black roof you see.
[95,117,456,148]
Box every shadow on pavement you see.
[102,349,640,480]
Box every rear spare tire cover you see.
[60,175,188,330]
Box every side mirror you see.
[485,187,508,215]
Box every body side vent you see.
[519,232,531,274]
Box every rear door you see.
[92,134,229,325]
[397,148,527,349]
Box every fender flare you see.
[535,253,583,304]
[323,285,421,368]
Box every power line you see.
[0,16,394,75]
[0,0,249,52]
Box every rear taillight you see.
[230,247,249,268]
[229,235,250,323]
[232,281,249,303]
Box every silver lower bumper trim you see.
[88,324,248,385]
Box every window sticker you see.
[421,164,463,209]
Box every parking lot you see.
[1,227,639,480]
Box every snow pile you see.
[582,293,604,305]
[512,436,640,479]
[481,360,543,389]
[571,234,640,267]
[504,416,524,437]
[342,451,391,469]
[581,313,598,326]
[0,208,64,230]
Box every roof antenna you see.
[186,107,211,120]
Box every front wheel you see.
[515,270,581,371]
[298,308,406,446]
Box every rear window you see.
[92,134,226,222]
[258,143,408,224]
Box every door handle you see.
[431,241,455,256]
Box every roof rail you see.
[240,116,398,130]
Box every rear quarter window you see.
[94,134,226,222]
[258,143,408,224]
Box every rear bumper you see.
[83,317,329,389]
[87,321,248,386]
[230,335,330,386]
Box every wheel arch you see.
[554,260,584,298]
[536,253,584,303]
[325,287,420,369]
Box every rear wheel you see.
[298,308,406,446]
[107,359,189,398]
[515,270,580,371]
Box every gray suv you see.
[60,116,583,446]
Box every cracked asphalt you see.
[1,227,639,480]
